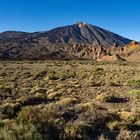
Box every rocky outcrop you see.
[70,41,106,59]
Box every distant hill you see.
[0,22,133,60]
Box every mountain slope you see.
[42,22,130,47]
[0,22,131,60]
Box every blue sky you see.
[0,0,140,41]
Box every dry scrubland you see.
[0,61,140,139]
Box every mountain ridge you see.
[0,22,137,61]
[0,22,131,45]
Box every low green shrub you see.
[57,97,77,106]
[126,79,140,87]
[2,103,21,118]
[16,106,59,140]
[129,90,140,99]
[0,122,42,140]
[96,93,116,102]
[116,130,140,140]
[32,70,47,80]
[63,123,93,139]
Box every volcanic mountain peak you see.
[76,22,87,28]
[0,22,134,60]
[44,23,131,47]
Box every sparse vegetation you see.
[0,61,140,139]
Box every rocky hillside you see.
[0,22,133,60]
